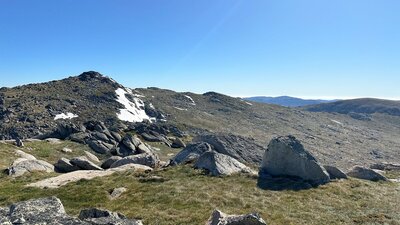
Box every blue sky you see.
[0,0,399,99]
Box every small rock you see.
[54,158,80,173]
[61,147,73,153]
[84,151,100,163]
[15,138,24,147]
[45,138,62,144]
[207,209,267,225]
[347,166,388,181]
[324,165,347,180]
[109,187,127,200]
[70,156,103,170]
[171,137,186,148]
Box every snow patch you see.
[54,112,78,120]
[184,95,196,105]
[115,88,155,123]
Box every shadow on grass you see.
[257,176,316,191]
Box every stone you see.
[15,137,24,147]
[84,151,100,163]
[70,156,103,170]
[122,134,142,151]
[101,156,123,169]
[193,133,265,165]
[194,151,255,176]
[110,131,122,142]
[324,165,348,180]
[15,150,36,160]
[62,147,73,153]
[79,208,143,225]
[110,153,159,168]
[347,166,388,181]
[170,142,213,165]
[171,137,186,148]
[259,135,330,186]
[109,187,127,200]
[136,143,153,155]
[68,132,90,144]
[370,162,400,171]
[88,139,113,154]
[7,158,54,177]
[54,158,80,173]
[207,209,267,225]
[27,164,152,189]
[45,138,62,144]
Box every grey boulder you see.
[110,153,159,168]
[79,208,143,225]
[170,142,213,165]
[207,209,267,225]
[194,151,255,176]
[70,156,103,170]
[347,166,388,181]
[259,135,330,186]
[324,165,347,180]
[101,156,123,169]
[193,133,265,165]
[54,158,80,173]
[7,158,54,177]
[171,137,186,148]
[370,162,400,171]
[88,140,113,154]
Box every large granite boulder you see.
[347,166,388,181]
[54,158,80,173]
[7,158,54,177]
[193,133,265,165]
[170,142,213,165]
[207,209,267,225]
[194,151,255,176]
[2,197,143,224]
[101,156,123,169]
[110,153,159,168]
[259,135,330,185]
[70,156,103,170]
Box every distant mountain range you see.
[243,96,337,107]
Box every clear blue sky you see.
[1,0,399,99]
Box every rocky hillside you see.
[1,71,400,169]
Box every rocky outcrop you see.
[7,158,54,177]
[170,142,213,165]
[193,133,265,165]
[70,156,103,170]
[110,153,159,168]
[207,209,267,225]
[324,165,347,180]
[259,135,330,186]
[347,166,388,181]
[194,151,255,176]
[54,157,80,173]
[1,197,143,224]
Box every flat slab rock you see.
[27,164,152,189]
[207,209,267,225]
[1,197,143,225]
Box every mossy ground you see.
[0,141,399,225]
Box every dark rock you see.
[207,209,267,225]
[54,158,80,173]
[15,137,24,147]
[170,142,213,165]
[88,140,113,154]
[70,156,102,170]
[370,162,400,171]
[68,132,90,144]
[193,133,265,165]
[171,137,186,148]
[323,165,347,180]
[110,131,122,142]
[347,166,388,181]
[101,156,123,169]
[110,153,159,168]
[259,135,330,186]
[79,208,143,225]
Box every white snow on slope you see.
[54,113,78,120]
[184,95,196,105]
[115,88,155,123]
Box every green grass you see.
[0,165,399,225]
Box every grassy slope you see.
[1,141,399,225]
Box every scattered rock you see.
[347,166,388,181]
[15,137,24,147]
[15,150,36,160]
[54,158,80,173]
[138,175,166,183]
[27,164,152,189]
[110,153,159,168]
[70,156,103,170]
[170,142,213,165]
[88,140,113,154]
[207,209,267,225]
[109,187,127,200]
[79,208,143,225]
[324,165,348,180]
[259,135,330,186]
[171,137,186,148]
[84,151,100,163]
[45,138,62,144]
[370,162,400,171]
[101,156,123,169]
[61,147,73,153]
[7,158,54,177]
[194,151,255,176]
[193,133,265,165]
[68,132,90,144]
